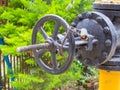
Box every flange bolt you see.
[84,59,90,65]
[96,17,103,23]
[86,12,92,18]
[78,14,83,20]
[71,22,77,27]
[105,39,111,47]
[102,52,108,58]
[103,27,110,34]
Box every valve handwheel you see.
[32,14,75,74]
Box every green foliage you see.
[79,0,95,12]
[12,73,44,89]
[9,0,24,8]
[12,59,82,90]
[0,0,94,55]
[40,61,82,90]
[77,66,98,89]
[0,0,96,90]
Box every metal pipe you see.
[94,1,120,90]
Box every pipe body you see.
[93,1,120,90]
[99,70,120,90]
[95,0,120,3]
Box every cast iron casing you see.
[93,3,120,71]
[71,3,120,71]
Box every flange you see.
[72,11,117,66]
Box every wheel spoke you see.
[38,26,49,39]
[52,23,60,40]
[35,49,48,57]
[56,43,69,52]
[51,52,58,69]
[32,14,74,74]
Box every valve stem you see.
[17,43,50,52]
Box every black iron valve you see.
[17,10,120,74]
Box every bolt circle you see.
[73,12,117,65]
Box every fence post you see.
[0,38,17,90]
[0,38,3,90]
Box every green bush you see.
[0,0,94,55]
[0,0,96,90]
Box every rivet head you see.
[78,14,83,20]
[105,39,112,47]
[103,27,110,34]
[102,52,108,58]
[86,12,92,18]
[71,22,77,27]
[96,17,103,23]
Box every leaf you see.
[25,59,36,65]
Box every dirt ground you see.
[53,79,98,90]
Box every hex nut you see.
[78,14,83,20]
[105,39,112,47]
[71,22,77,27]
[86,12,92,18]
[103,27,110,34]
[96,17,103,23]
